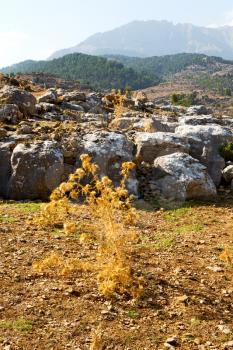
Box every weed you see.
[16,202,41,213]
[220,248,233,266]
[0,215,16,223]
[89,326,105,350]
[191,318,202,327]
[0,319,33,333]
[163,207,191,222]
[34,155,144,298]
[174,223,204,235]
[154,236,174,250]
[127,310,140,319]
[219,142,233,161]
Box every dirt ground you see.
[0,195,233,350]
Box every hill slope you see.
[3,52,233,93]
[49,20,233,60]
[1,53,157,90]
[105,53,233,78]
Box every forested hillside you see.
[1,53,158,90]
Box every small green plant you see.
[16,202,41,213]
[219,142,233,161]
[127,310,140,319]
[0,319,33,333]
[154,236,174,250]
[191,318,202,327]
[0,215,16,223]
[174,223,204,235]
[163,207,191,221]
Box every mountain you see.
[0,53,158,90]
[49,20,233,60]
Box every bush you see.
[171,91,198,107]
[219,142,233,161]
[33,155,144,299]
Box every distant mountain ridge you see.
[49,20,233,60]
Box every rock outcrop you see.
[8,141,64,200]
[0,86,36,116]
[80,131,138,194]
[0,73,233,202]
[153,153,217,202]
[176,124,233,185]
[135,132,189,163]
[0,143,13,197]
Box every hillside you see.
[1,53,158,90]
[3,52,233,94]
[106,53,233,78]
[49,20,233,60]
[111,53,233,96]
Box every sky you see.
[1,0,233,68]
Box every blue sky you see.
[1,0,233,67]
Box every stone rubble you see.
[0,74,233,202]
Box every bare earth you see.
[0,196,233,350]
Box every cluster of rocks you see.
[1,75,233,202]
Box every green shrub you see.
[219,142,233,161]
[171,91,198,107]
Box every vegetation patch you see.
[0,215,16,223]
[219,142,233,161]
[0,319,33,333]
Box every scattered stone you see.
[223,341,233,349]
[218,324,231,334]
[207,266,224,273]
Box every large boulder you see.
[186,105,211,115]
[37,89,57,104]
[153,152,217,202]
[8,141,64,200]
[0,85,36,116]
[135,132,189,163]
[222,165,233,183]
[61,91,86,102]
[0,104,23,124]
[175,124,233,186]
[80,131,138,194]
[0,142,14,197]
[110,117,140,130]
[178,115,218,126]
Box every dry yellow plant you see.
[33,154,144,298]
[89,325,105,350]
[220,248,233,265]
[144,119,156,132]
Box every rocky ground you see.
[1,73,233,202]
[0,197,233,350]
[0,73,233,349]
